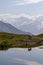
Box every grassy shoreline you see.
[0,32,43,50]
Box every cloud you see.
[0,13,36,20]
[0,13,35,26]
[0,13,43,28]
[12,0,43,6]
[15,58,42,65]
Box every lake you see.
[0,46,43,65]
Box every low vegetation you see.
[0,32,43,50]
[37,34,43,38]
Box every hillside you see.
[37,34,43,38]
[0,21,31,35]
[0,32,43,50]
[0,32,28,42]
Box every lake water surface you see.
[0,46,43,65]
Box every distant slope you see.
[0,32,43,49]
[0,32,40,43]
[0,32,42,42]
[0,21,32,35]
[0,32,28,40]
[37,34,43,38]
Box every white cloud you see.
[12,0,43,6]
[0,13,43,28]
[0,13,42,21]
[24,0,43,4]
[0,13,35,26]
[0,13,36,20]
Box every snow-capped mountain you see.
[0,21,32,35]
[17,16,43,34]
[0,15,43,35]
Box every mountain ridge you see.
[0,21,32,35]
[14,16,43,34]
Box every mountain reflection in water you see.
[0,47,43,65]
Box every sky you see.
[0,0,43,18]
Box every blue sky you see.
[0,0,43,16]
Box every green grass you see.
[0,32,43,50]
[0,32,29,48]
[37,34,43,38]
